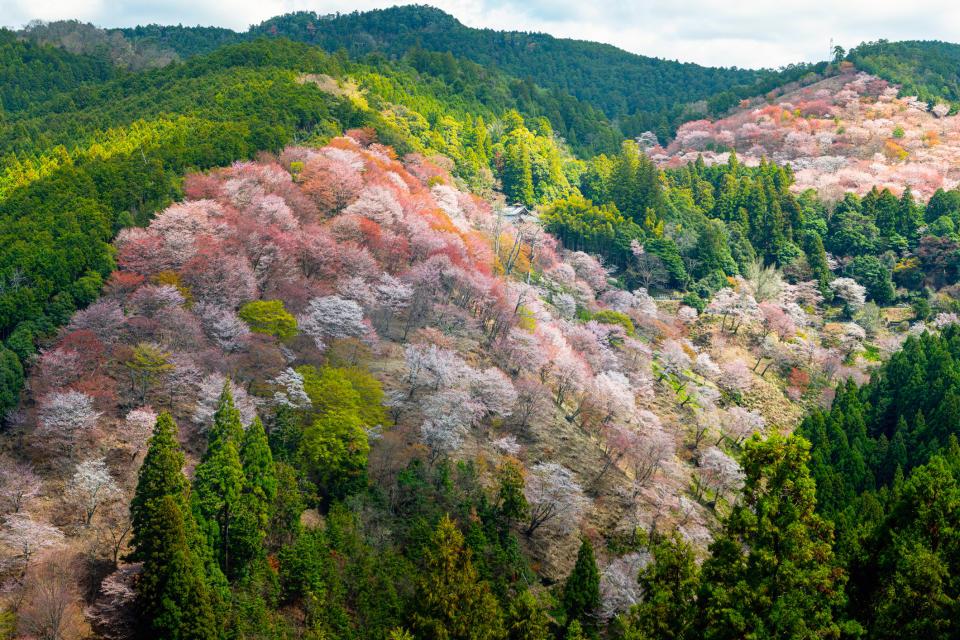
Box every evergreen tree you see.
[137,495,220,640]
[192,383,245,577]
[129,412,190,562]
[230,416,278,577]
[562,537,600,628]
[410,515,504,640]
[129,412,220,640]
[505,590,551,640]
[693,434,857,640]
[623,531,699,640]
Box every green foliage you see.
[621,531,699,640]
[191,384,246,578]
[0,347,23,418]
[130,412,222,640]
[411,515,504,640]
[505,591,551,640]
[693,434,856,640]
[562,537,600,628]
[540,196,642,266]
[296,365,387,498]
[846,39,960,108]
[591,310,634,336]
[238,299,297,340]
[844,255,895,305]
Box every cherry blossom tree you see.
[1,513,64,570]
[298,295,367,350]
[270,368,312,409]
[510,378,553,433]
[0,457,42,514]
[86,563,140,640]
[581,371,635,427]
[193,303,252,353]
[718,359,753,393]
[598,552,650,621]
[656,340,691,381]
[192,374,256,428]
[722,406,766,445]
[66,458,121,526]
[523,462,586,536]
[830,277,867,312]
[693,446,744,506]
[35,390,101,459]
[694,353,722,380]
[117,407,157,462]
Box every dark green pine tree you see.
[129,412,220,640]
[693,434,859,640]
[129,412,190,562]
[230,416,278,577]
[562,537,600,629]
[192,383,245,577]
[623,531,699,640]
[502,136,535,207]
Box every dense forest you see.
[6,6,960,640]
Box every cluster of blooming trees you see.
[1,130,904,630]
[655,68,960,201]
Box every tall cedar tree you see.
[622,531,699,640]
[410,515,504,640]
[693,434,859,640]
[192,383,245,578]
[230,416,278,576]
[562,537,600,628]
[129,412,220,640]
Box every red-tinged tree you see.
[181,249,257,309]
[115,229,171,275]
[759,303,796,341]
[182,172,223,200]
[103,272,145,299]
[302,156,363,216]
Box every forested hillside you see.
[7,6,960,639]
[21,6,828,140]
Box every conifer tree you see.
[562,537,600,628]
[505,590,551,640]
[410,515,504,640]
[129,412,189,562]
[693,434,856,640]
[129,412,219,640]
[230,416,277,576]
[623,531,699,640]
[192,383,245,577]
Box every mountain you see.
[24,6,826,139]
[846,39,960,107]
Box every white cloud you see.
[2,0,960,68]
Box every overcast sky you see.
[4,0,959,69]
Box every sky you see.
[4,0,960,69]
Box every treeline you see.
[542,147,828,298]
[846,39,960,112]
[797,326,960,638]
